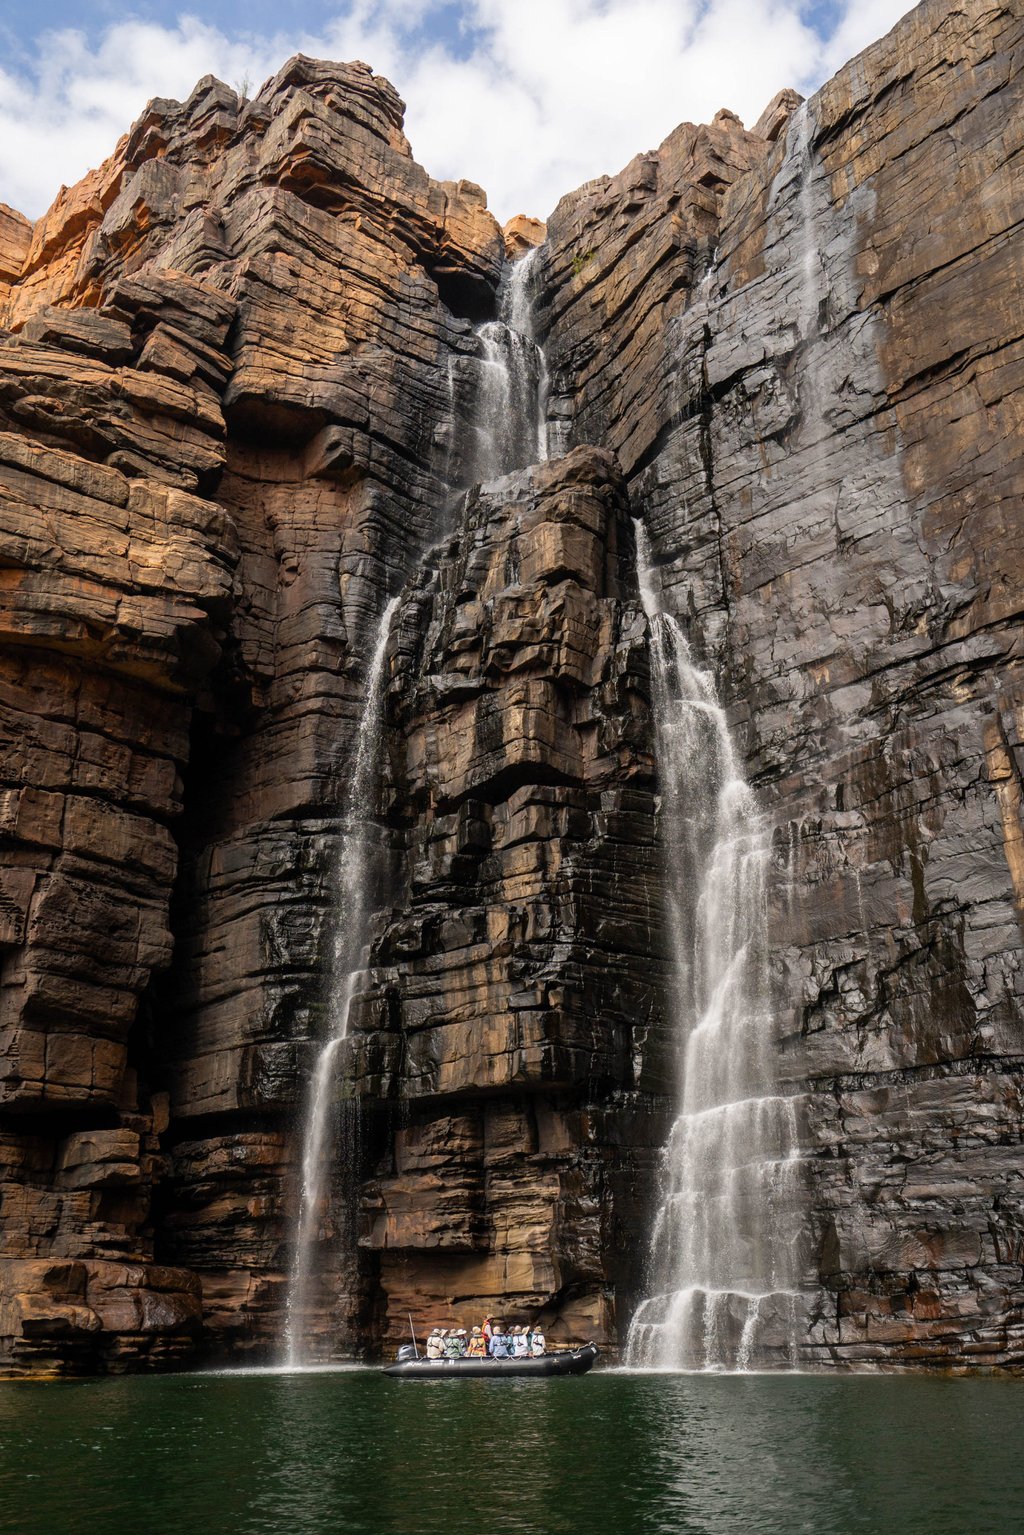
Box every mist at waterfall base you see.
[285,597,400,1365]
[4,1372,1021,1535]
[626,526,806,1372]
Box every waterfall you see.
[285,594,400,1366]
[789,102,821,343]
[473,247,548,480]
[626,524,804,1371]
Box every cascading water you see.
[283,246,549,1364]
[626,525,804,1371]
[285,595,400,1366]
[473,246,549,480]
[789,102,821,343]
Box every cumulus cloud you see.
[0,0,917,225]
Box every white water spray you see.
[627,525,804,1371]
[474,247,548,479]
[285,595,400,1365]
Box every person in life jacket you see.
[511,1326,530,1359]
[466,1326,487,1358]
[488,1325,510,1358]
[425,1328,445,1360]
[444,1330,466,1359]
[530,1327,546,1357]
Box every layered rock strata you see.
[537,0,1024,1366]
[0,313,236,1370]
[0,58,504,1369]
[0,0,1021,1372]
[352,448,669,1344]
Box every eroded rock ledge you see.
[0,0,1022,1372]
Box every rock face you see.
[0,325,236,1370]
[352,447,668,1344]
[0,57,504,1370]
[0,0,1022,1372]
[537,0,1024,1366]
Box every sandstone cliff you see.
[0,0,1021,1372]
[536,0,1024,1365]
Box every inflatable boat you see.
[384,1342,599,1378]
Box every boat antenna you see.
[408,1312,420,1358]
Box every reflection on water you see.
[198,1364,366,1378]
[1,1371,1020,1535]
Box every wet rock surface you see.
[538,0,1024,1366]
[351,448,670,1344]
[0,56,503,1371]
[0,0,1021,1371]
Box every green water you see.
[1,1369,1021,1535]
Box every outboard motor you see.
[396,1343,419,1364]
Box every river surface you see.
[1,1369,1021,1535]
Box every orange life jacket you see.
[466,1335,487,1357]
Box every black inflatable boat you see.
[384,1342,599,1378]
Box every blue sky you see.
[4,3,475,59]
[0,1,917,224]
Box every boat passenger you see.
[488,1326,510,1359]
[530,1328,546,1357]
[426,1327,445,1360]
[466,1326,487,1358]
[444,1330,466,1359]
[511,1326,530,1359]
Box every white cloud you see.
[0,1,918,226]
